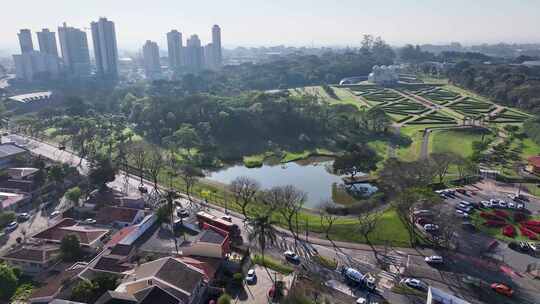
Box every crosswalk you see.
[273,238,318,259]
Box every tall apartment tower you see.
[37,29,59,57]
[58,23,91,77]
[18,29,34,53]
[167,30,183,70]
[211,25,222,69]
[142,40,161,80]
[91,17,119,80]
[185,35,203,72]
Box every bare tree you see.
[179,165,204,204]
[229,176,260,220]
[263,185,306,252]
[146,147,164,201]
[358,211,383,265]
[317,201,338,239]
[430,153,457,184]
[130,142,149,187]
[431,205,459,251]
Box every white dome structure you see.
[368,65,400,86]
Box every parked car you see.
[83,218,96,225]
[245,269,256,284]
[413,210,432,217]
[455,210,469,218]
[221,215,232,222]
[284,251,300,263]
[480,201,493,208]
[456,205,473,213]
[400,278,428,291]
[416,218,431,226]
[176,208,189,218]
[17,213,30,222]
[423,224,439,232]
[456,188,467,195]
[490,283,513,297]
[50,211,61,218]
[355,298,367,304]
[462,222,477,231]
[425,255,444,264]
[498,201,508,208]
[4,221,18,233]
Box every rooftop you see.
[9,91,52,103]
[32,218,109,246]
[528,155,540,167]
[2,244,60,263]
[0,191,27,209]
[199,228,226,244]
[96,206,142,225]
[7,167,39,179]
[0,143,27,158]
[30,267,83,300]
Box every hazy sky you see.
[1,0,539,52]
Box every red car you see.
[491,283,513,297]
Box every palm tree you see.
[247,213,278,283]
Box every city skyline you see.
[1,0,540,53]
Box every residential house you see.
[0,189,30,210]
[1,244,60,275]
[96,206,145,228]
[32,218,109,250]
[181,224,230,258]
[28,266,85,303]
[527,156,540,174]
[113,257,208,304]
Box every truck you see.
[196,211,242,243]
[342,267,376,290]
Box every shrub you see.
[502,225,516,238]
[519,225,538,240]
[513,212,528,222]
[494,210,509,219]
[217,294,232,304]
[484,220,506,227]
[480,212,504,221]
[523,220,540,226]
[523,224,540,234]
[252,255,294,274]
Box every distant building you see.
[0,190,30,211]
[211,25,222,69]
[18,29,34,53]
[37,28,59,57]
[368,65,400,86]
[58,23,91,77]
[185,35,203,72]
[167,30,183,70]
[91,17,119,80]
[95,206,146,228]
[0,143,29,169]
[31,218,109,250]
[142,40,162,80]
[6,91,59,113]
[13,51,60,81]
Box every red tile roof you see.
[96,206,142,225]
[30,268,82,300]
[105,225,137,247]
[2,244,60,263]
[32,218,109,246]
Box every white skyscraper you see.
[18,29,34,53]
[37,29,59,57]
[142,40,161,80]
[91,17,119,80]
[58,23,91,77]
[167,30,183,70]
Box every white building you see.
[142,40,162,80]
[37,29,59,57]
[211,25,222,69]
[368,65,400,86]
[58,23,91,77]
[167,29,183,70]
[91,17,119,80]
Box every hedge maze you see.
[488,109,529,123]
[447,97,496,116]
[408,112,457,125]
[419,88,461,105]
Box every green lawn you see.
[520,138,540,158]
[430,128,491,158]
[396,126,425,161]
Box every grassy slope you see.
[430,129,490,158]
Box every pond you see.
[206,158,377,208]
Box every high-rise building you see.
[91,17,119,80]
[58,22,91,77]
[37,29,59,57]
[211,25,222,69]
[203,43,214,69]
[185,35,203,72]
[167,30,183,70]
[13,51,60,81]
[18,29,34,53]
[142,40,161,80]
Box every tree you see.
[89,154,117,191]
[146,147,164,195]
[71,280,97,303]
[217,294,232,304]
[392,188,441,247]
[229,176,260,220]
[263,185,306,252]
[48,164,66,189]
[357,211,382,265]
[430,153,457,184]
[0,263,18,301]
[333,144,380,180]
[318,202,338,239]
[378,158,437,196]
[172,124,200,158]
[130,142,149,187]
[179,165,204,202]
[64,187,82,207]
[247,212,279,283]
[60,234,82,262]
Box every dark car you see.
[509,241,531,253]
[461,222,477,232]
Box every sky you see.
[1,0,540,52]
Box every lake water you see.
[206,159,377,208]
